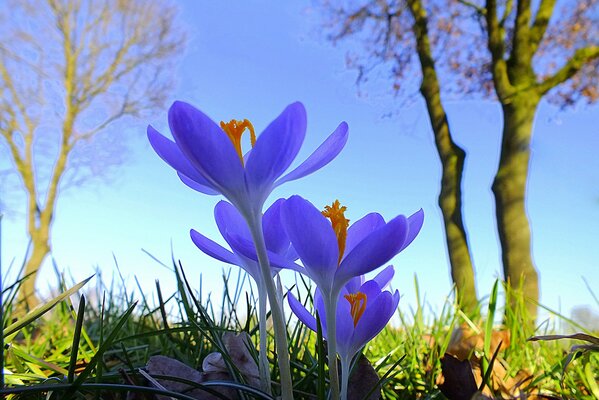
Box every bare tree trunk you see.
[438,143,478,313]
[19,234,50,310]
[492,94,540,321]
[1,0,183,310]
[408,0,478,314]
[18,176,54,311]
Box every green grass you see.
[1,259,598,399]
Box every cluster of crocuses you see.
[147,101,423,400]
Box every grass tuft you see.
[1,258,598,399]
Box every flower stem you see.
[324,294,340,400]
[247,215,294,400]
[257,283,273,394]
[340,356,350,400]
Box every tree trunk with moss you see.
[20,234,50,310]
[492,94,540,319]
[484,0,599,322]
[408,0,478,314]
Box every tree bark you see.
[492,93,540,320]
[19,231,50,310]
[437,142,478,313]
[408,0,478,313]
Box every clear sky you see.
[2,0,598,324]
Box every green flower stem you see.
[339,356,351,400]
[257,282,273,394]
[324,293,341,400]
[247,214,294,400]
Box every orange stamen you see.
[322,200,349,265]
[219,119,256,164]
[344,292,367,327]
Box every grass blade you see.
[67,294,86,383]
[3,275,93,339]
[68,301,138,395]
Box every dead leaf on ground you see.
[347,354,381,400]
[443,324,539,398]
[137,332,260,400]
[438,354,487,400]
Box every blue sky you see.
[2,0,599,323]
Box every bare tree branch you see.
[508,0,535,78]
[499,0,514,28]
[0,0,185,308]
[536,45,599,95]
[457,0,486,16]
[485,0,513,99]
[528,0,557,53]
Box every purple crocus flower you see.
[148,101,348,398]
[189,199,300,393]
[280,195,422,398]
[147,101,348,217]
[189,199,301,282]
[288,266,400,399]
[280,195,423,295]
[226,196,423,292]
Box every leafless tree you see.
[319,0,598,320]
[0,0,185,309]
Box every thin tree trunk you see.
[18,233,50,310]
[17,181,54,311]
[15,22,73,310]
[408,0,478,313]
[437,142,478,313]
[492,94,540,321]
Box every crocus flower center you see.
[322,200,349,265]
[344,292,367,327]
[220,119,256,165]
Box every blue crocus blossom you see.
[189,199,301,282]
[189,198,301,393]
[288,266,398,358]
[280,195,422,398]
[147,101,349,217]
[280,195,424,295]
[288,266,400,399]
[147,101,348,398]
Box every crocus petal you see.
[168,101,246,197]
[225,232,305,273]
[178,172,220,195]
[345,213,386,256]
[214,201,251,246]
[283,244,299,261]
[148,126,218,194]
[344,276,363,294]
[358,280,383,302]
[314,289,327,337]
[282,195,338,289]
[190,229,240,266]
[400,209,424,251]
[372,265,395,289]
[335,290,355,355]
[237,257,263,281]
[262,199,288,254]
[245,102,306,196]
[349,290,398,357]
[335,215,408,289]
[288,292,318,332]
[275,121,349,187]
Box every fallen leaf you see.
[347,354,381,400]
[438,354,483,400]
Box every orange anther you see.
[322,200,349,265]
[344,292,367,327]
[220,119,256,164]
